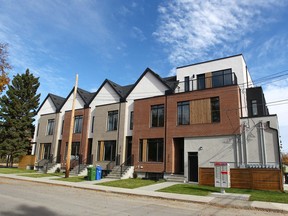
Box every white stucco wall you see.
[240,116,280,168]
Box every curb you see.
[1,175,288,214]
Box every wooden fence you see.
[18,155,36,169]
[199,167,283,191]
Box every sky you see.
[0,0,288,152]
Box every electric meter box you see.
[214,162,231,188]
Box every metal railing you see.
[175,72,238,93]
[120,154,134,177]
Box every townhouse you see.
[33,54,282,190]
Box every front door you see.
[126,136,132,166]
[188,152,198,182]
[40,143,51,160]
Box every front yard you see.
[96,178,165,189]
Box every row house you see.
[33,54,282,190]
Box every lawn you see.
[19,173,64,178]
[54,176,86,182]
[0,168,37,174]
[158,184,288,204]
[96,178,165,189]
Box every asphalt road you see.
[0,177,285,216]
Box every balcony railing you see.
[175,72,238,93]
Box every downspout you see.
[164,93,168,174]
[116,100,122,165]
[259,121,267,166]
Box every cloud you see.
[154,0,286,67]
[131,27,146,41]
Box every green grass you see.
[54,176,86,182]
[0,168,37,174]
[96,178,165,189]
[18,173,64,178]
[158,184,288,204]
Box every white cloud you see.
[131,27,146,41]
[154,0,286,67]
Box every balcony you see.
[175,72,238,93]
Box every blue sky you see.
[0,0,288,152]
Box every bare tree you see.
[0,43,11,93]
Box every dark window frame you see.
[74,115,83,133]
[151,104,164,127]
[107,110,118,131]
[46,119,55,135]
[130,111,134,130]
[251,100,258,116]
[177,101,190,125]
[184,76,190,92]
[211,97,220,123]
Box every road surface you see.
[0,177,285,216]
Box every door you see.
[188,152,198,182]
[40,143,51,160]
[126,136,132,166]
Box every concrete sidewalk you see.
[1,173,288,213]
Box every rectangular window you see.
[151,104,164,127]
[37,123,40,136]
[91,116,95,133]
[177,101,190,125]
[211,97,220,122]
[212,69,232,87]
[197,74,205,90]
[184,76,190,92]
[251,100,258,116]
[71,142,80,159]
[46,119,55,135]
[139,139,163,162]
[130,111,134,130]
[61,120,64,135]
[107,110,118,131]
[74,116,83,133]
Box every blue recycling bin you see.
[96,165,102,180]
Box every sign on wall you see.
[214,162,231,189]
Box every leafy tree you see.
[0,43,11,93]
[0,69,40,167]
[282,152,288,166]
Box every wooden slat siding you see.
[190,99,211,124]
[199,168,282,191]
[205,72,212,89]
[99,141,104,161]
[199,168,214,186]
[251,169,282,191]
[231,169,251,189]
[18,155,36,169]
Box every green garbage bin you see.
[87,167,96,181]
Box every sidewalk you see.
[1,173,288,213]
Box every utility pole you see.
[65,74,78,178]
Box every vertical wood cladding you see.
[133,85,241,173]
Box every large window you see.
[211,97,220,122]
[151,104,164,127]
[91,116,95,133]
[177,101,190,125]
[107,110,118,131]
[197,74,205,90]
[74,116,83,133]
[139,139,163,162]
[212,69,232,87]
[46,119,55,135]
[184,76,190,92]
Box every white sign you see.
[214,162,231,188]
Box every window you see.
[61,120,64,135]
[91,116,95,133]
[71,142,80,159]
[212,69,232,87]
[37,123,40,136]
[46,119,55,135]
[197,74,205,90]
[74,116,83,133]
[251,100,258,116]
[139,139,163,162]
[130,111,134,130]
[211,97,220,122]
[107,110,118,131]
[151,104,164,127]
[177,101,190,125]
[184,76,190,92]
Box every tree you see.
[282,152,288,166]
[0,43,11,93]
[0,69,40,167]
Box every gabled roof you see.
[125,68,175,98]
[162,76,178,91]
[77,88,95,106]
[37,93,65,114]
